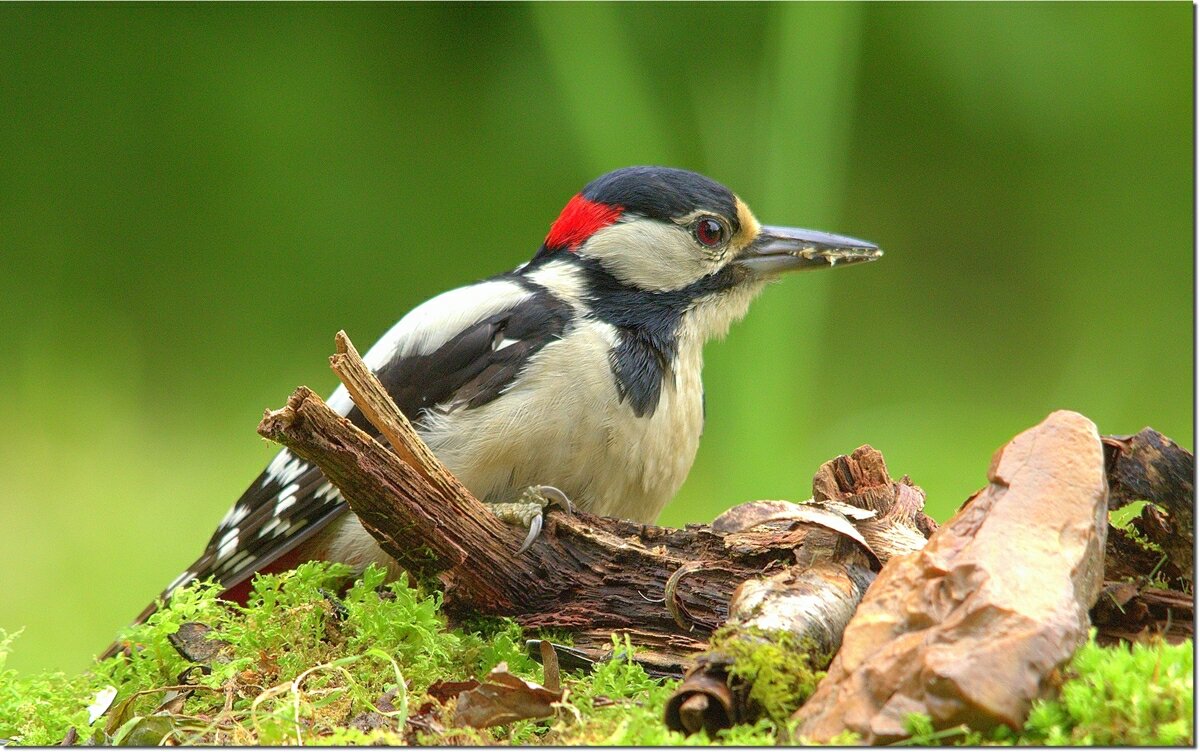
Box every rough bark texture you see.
[793,410,1110,744]
[1092,427,1194,645]
[810,446,938,564]
[1101,428,1194,588]
[664,449,935,735]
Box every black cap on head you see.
[581,166,739,228]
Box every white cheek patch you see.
[582,221,717,291]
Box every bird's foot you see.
[487,485,573,554]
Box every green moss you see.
[709,626,826,725]
[1109,501,1168,555]
[3,566,1189,746]
[1017,635,1193,745]
[0,563,536,745]
[0,565,768,746]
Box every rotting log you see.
[256,332,931,677]
[1101,428,1194,588]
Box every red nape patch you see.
[545,194,623,251]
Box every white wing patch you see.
[361,279,534,365]
[323,280,532,417]
[217,529,239,560]
[314,481,341,502]
[273,483,300,515]
[257,517,283,539]
[220,502,250,527]
[264,450,307,487]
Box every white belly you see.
[417,320,705,522]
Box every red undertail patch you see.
[219,547,306,606]
[545,194,623,251]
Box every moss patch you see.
[708,625,826,725]
[0,564,772,746]
[1,564,1191,746]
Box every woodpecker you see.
[105,166,880,655]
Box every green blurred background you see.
[1,3,1192,674]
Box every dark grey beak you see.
[737,225,882,276]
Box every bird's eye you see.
[694,217,726,248]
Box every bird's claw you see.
[530,485,573,515]
[517,514,543,555]
[488,485,574,555]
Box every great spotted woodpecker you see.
[105,166,880,655]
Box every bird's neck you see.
[520,257,766,417]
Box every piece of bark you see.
[1102,429,1194,585]
[794,410,1109,744]
[665,534,875,735]
[666,447,936,736]
[1092,581,1193,646]
[812,446,937,564]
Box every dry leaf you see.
[453,662,563,728]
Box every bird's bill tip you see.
[738,225,883,275]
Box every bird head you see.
[523,166,881,343]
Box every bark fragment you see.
[666,447,934,736]
[1102,428,1194,587]
[794,410,1109,744]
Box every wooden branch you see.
[329,331,448,489]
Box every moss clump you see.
[709,626,826,726]
[1018,635,1193,745]
[1,563,541,745]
